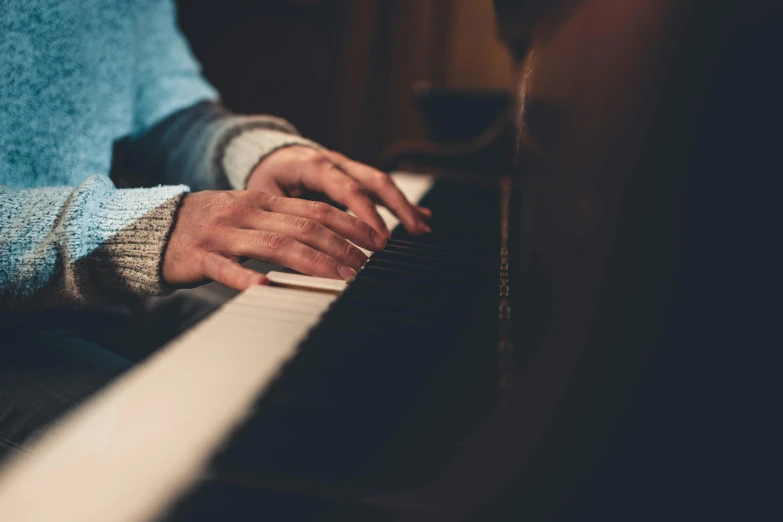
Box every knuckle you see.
[215,191,235,204]
[216,204,245,220]
[348,214,365,230]
[201,224,225,250]
[377,173,394,188]
[344,182,363,196]
[246,190,271,208]
[294,216,318,235]
[311,252,333,272]
[263,232,289,253]
[331,151,349,162]
[340,240,357,259]
[308,200,332,218]
[264,194,281,211]
[311,152,333,168]
[245,189,268,201]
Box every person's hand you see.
[162,190,387,291]
[246,146,431,238]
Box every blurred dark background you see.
[176,0,514,166]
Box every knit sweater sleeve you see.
[0,175,188,310]
[118,101,322,192]
[128,0,321,191]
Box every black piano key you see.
[357,266,482,289]
[372,248,494,271]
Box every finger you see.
[325,153,433,225]
[201,252,268,291]
[416,205,433,218]
[296,163,393,238]
[234,209,369,270]
[349,166,429,234]
[327,154,430,234]
[254,193,387,252]
[225,230,358,281]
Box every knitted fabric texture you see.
[1,0,315,309]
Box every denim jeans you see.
[0,284,232,462]
[0,308,132,460]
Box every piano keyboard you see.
[0,172,505,522]
[207,178,502,492]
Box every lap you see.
[0,283,235,461]
[0,312,132,460]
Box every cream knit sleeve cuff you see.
[221,128,324,190]
[89,186,188,297]
[0,175,189,309]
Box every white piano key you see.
[220,305,323,324]
[243,284,337,304]
[230,295,332,315]
[266,271,348,293]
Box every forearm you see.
[118,101,321,191]
[0,176,187,310]
[125,0,321,192]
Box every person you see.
[0,0,429,460]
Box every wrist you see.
[83,181,189,297]
[222,129,323,190]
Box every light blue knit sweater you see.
[0,0,315,309]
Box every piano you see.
[0,171,522,522]
[1,2,744,520]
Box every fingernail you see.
[409,220,430,234]
[250,274,269,287]
[371,230,387,249]
[338,265,357,281]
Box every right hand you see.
[162,190,387,291]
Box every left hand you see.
[246,146,431,238]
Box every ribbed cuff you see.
[85,184,189,297]
[221,128,324,190]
